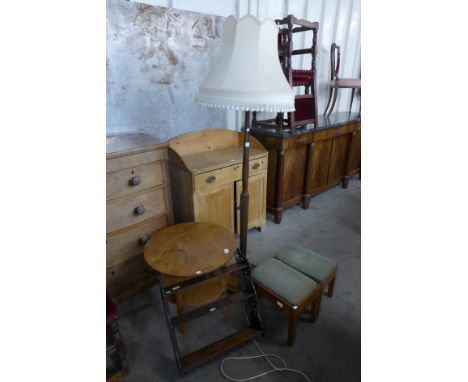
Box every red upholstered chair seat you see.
[294,96,315,122]
[292,70,314,86]
[331,78,361,88]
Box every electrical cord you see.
[219,339,311,382]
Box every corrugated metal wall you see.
[133,0,361,129]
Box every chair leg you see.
[287,312,298,347]
[349,88,355,113]
[109,319,129,374]
[324,86,334,115]
[327,86,339,116]
[327,277,336,298]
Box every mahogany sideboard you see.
[106,133,174,303]
[168,129,268,234]
[250,112,360,224]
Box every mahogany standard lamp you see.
[197,15,295,258]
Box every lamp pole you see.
[239,111,251,257]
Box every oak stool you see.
[275,243,338,308]
[252,244,338,346]
[252,258,322,346]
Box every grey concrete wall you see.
[106,0,227,140]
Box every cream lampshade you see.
[197,15,295,113]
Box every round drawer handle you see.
[129,175,141,186]
[138,234,149,246]
[252,163,260,170]
[206,175,216,183]
[134,205,146,215]
[297,137,304,143]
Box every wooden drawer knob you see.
[138,234,149,246]
[129,175,141,186]
[134,205,146,215]
[252,163,260,170]
[206,175,216,183]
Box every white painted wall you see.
[133,0,361,130]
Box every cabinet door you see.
[236,173,267,233]
[309,139,333,193]
[328,134,351,183]
[282,142,308,204]
[193,182,234,233]
[348,130,361,175]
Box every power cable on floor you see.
[219,339,311,382]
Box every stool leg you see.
[311,293,321,322]
[328,277,336,298]
[288,312,298,347]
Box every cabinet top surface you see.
[143,222,236,277]
[106,133,167,158]
[251,111,360,137]
[184,146,267,174]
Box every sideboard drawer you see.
[193,165,241,192]
[106,161,164,200]
[106,214,168,267]
[106,186,167,233]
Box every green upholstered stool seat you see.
[275,243,337,284]
[252,258,318,306]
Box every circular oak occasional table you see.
[144,222,237,331]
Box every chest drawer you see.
[106,186,167,233]
[193,164,241,192]
[106,161,164,200]
[106,214,169,267]
[106,149,166,173]
[106,255,157,303]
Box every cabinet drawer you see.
[193,165,241,192]
[106,214,169,267]
[106,187,167,233]
[106,255,157,302]
[106,161,164,200]
[314,123,356,142]
[106,149,166,173]
[249,157,267,176]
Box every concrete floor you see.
[116,178,360,381]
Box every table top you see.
[106,132,167,158]
[250,111,360,138]
[184,146,267,174]
[143,222,236,277]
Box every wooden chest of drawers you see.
[106,133,173,303]
[168,129,268,234]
